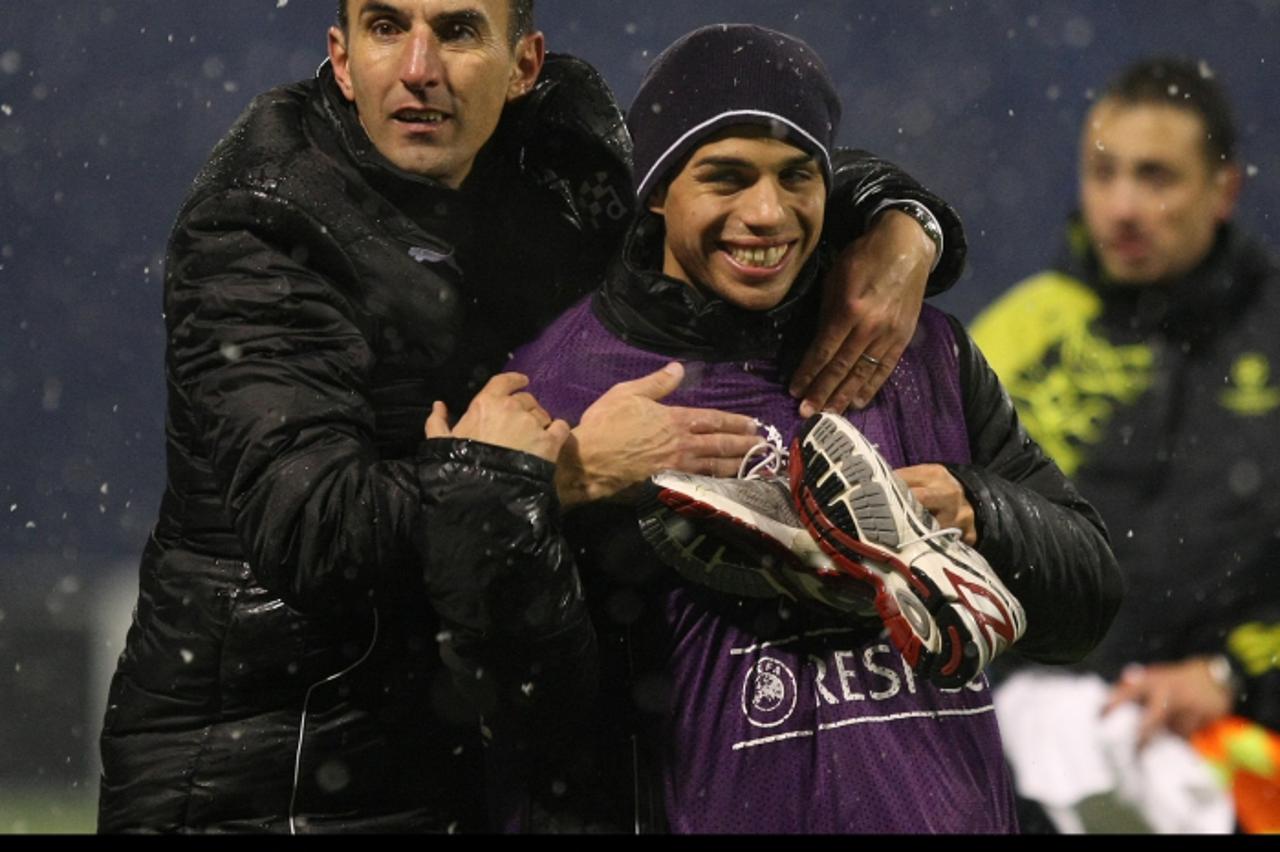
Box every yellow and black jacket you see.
[973,220,1280,733]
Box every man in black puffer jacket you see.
[98,0,972,834]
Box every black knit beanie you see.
[628,23,842,203]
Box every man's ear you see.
[1214,163,1244,223]
[507,31,546,101]
[328,26,356,102]
[648,185,667,216]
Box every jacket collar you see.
[313,60,478,246]
[1062,217,1268,347]
[593,211,821,362]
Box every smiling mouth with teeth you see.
[727,244,791,269]
[396,110,447,124]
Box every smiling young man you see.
[505,24,1119,833]
[972,57,1280,834]
[652,127,825,312]
[96,0,983,834]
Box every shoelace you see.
[737,423,789,480]
[902,525,965,551]
[888,469,965,553]
[736,423,966,558]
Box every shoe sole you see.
[790,417,946,670]
[795,415,938,548]
[638,499,796,601]
[791,415,1026,685]
[640,475,836,598]
[641,476,880,616]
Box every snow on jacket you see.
[97,56,632,834]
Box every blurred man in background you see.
[973,56,1280,833]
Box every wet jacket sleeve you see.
[422,440,599,777]
[943,315,1123,664]
[824,148,968,296]
[165,191,589,646]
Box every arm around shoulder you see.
[824,148,968,296]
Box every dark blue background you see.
[3,1,1278,565]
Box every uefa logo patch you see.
[742,656,798,728]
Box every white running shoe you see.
[790,412,1026,687]
[638,426,877,616]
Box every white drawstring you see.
[289,607,380,835]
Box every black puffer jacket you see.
[97,56,629,834]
